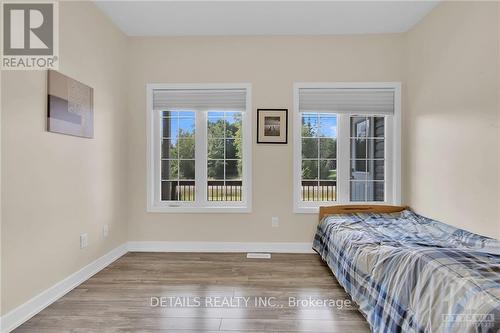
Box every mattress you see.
[312,209,500,333]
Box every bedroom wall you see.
[1,1,128,314]
[1,65,3,319]
[126,35,404,243]
[404,1,500,238]
[2,0,498,321]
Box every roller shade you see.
[299,88,395,115]
[153,89,247,111]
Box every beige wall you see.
[1,1,128,314]
[1,59,3,318]
[127,2,500,242]
[404,1,500,238]
[126,35,404,242]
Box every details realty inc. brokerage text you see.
[150,296,354,309]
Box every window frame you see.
[147,83,252,213]
[293,82,401,213]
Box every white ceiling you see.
[94,1,439,37]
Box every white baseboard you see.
[0,243,128,333]
[127,241,314,253]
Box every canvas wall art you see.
[47,70,94,138]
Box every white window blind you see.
[298,88,395,115]
[153,89,247,111]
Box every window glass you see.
[161,111,195,201]
[300,113,337,201]
[207,111,243,201]
[350,116,385,202]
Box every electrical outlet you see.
[272,217,279,227]
[103,224,109,238]
[80,233,88,249]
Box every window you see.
[148,84,252,212]
[294,83,401,212]
[301,113,337,201]
[161,111,196,201]
[350,116,385,202]
[207,112,243,201]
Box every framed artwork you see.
[47,70,94,138]
[257,109,288,144]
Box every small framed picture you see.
[257,109,288,144]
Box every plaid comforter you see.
[313,209,500,333]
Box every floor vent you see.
[246,253,271,259]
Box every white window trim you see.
[293,82,401,214]
[146,83,253,213]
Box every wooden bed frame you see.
[319,205,407,221]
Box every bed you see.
[313,205,500,333]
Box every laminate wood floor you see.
[14,252,370,333]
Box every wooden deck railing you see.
[171,180,336,202]
[301,181,336,201]
[172,180,243,201]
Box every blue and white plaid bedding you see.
[313,209,500,333]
